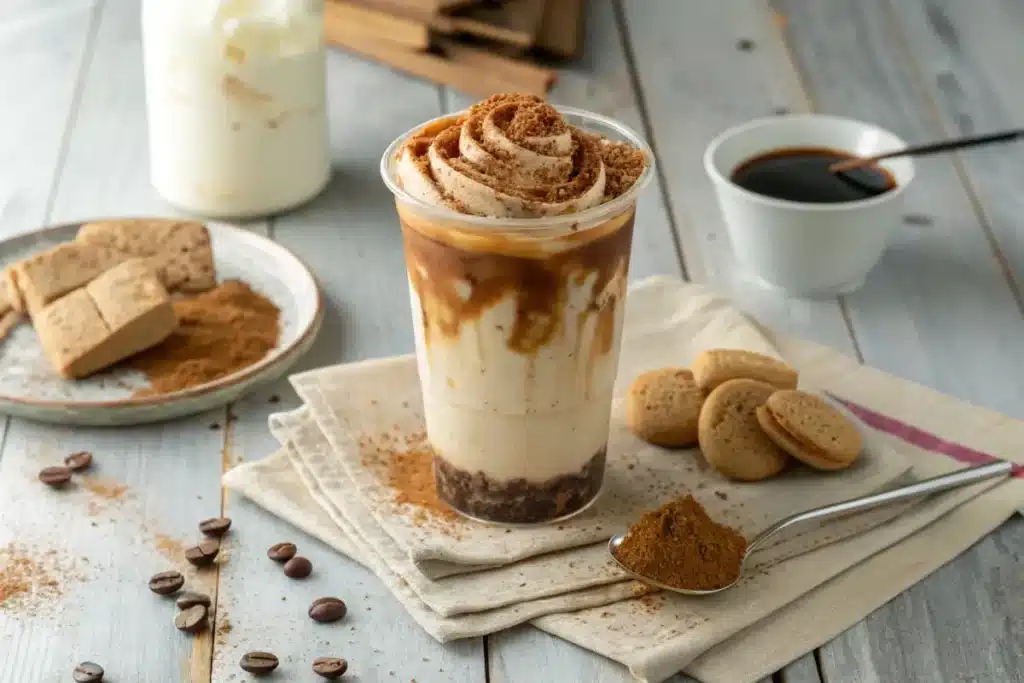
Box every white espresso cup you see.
[704,114,915,297]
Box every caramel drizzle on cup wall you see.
[399,205,635,399]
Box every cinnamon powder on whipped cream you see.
[396,93,648,217]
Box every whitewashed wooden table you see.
[1,1,1021,681]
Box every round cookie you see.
[697,378,788,481]
[691,349,798,392]
[625,367,704,447]
[756,390,861,470]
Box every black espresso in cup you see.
[730,147,897,204]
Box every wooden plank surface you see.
[770,1,1024,681]
[886,0,1024,317]
[0,0,96,240]
[0,2,228,682]
[773,0,1024,418]
[2,0,1023,681]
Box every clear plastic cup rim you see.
[379,104,656,231]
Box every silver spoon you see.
[608,460,1014,596]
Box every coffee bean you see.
[176,591,212,609]
[39,466,72,487]
[312,657,348,679]
[198,516,232,537]
[64,451,93,472]
[267,542,296,562]
[309,597,347,623]
[240,651,279,675]
[149,570,185,595]
[185,539,220,567]
[174,604,208,633]
[73,661,104,682]
[283,555,312,579]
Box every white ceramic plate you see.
[0,220,323,425]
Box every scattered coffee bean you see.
[39,466,72,487]
[185,539,220,567]
[149,570,185,595]
[198,516,232,537]
[64,451,93,472]
[312,657,348,679]
[174,604,208,633]
[176,591,212,609]
[240,651,279,675]
[737,38,755,51]
[268,394,280,404]
[267,542,297,563]
[309,597,347,623]
[283,555,313,579]
[73,661,104,683]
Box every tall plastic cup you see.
[381,106,654,525]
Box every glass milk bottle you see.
[141,0,330,219]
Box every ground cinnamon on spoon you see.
[615,495,747,592]
[127,280,279,396]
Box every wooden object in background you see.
[323,0,583,94]
[327,1,432,50]
[323,10,556,97]
[537,0,584,58]
[445,0,550,48]
[368,0,478,11]
[434,38,555,93]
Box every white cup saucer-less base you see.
[704,114,916,297]
[0,220,323,426]
[750,273,868,299]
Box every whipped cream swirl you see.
[396,94,621,219]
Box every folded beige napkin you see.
[287,290,910,575]
[272,276,920,625]
[224,277,1024,682]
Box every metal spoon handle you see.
[745,460,1013,555]
[829,128,1024,172]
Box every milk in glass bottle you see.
[142,0,330,218]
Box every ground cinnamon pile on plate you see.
[615,495,747,592]
[128,280,279,396]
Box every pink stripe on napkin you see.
[826,393,1024,478]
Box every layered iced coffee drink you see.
[381,94,652,524]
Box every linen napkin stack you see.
[225,277,1023,683]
